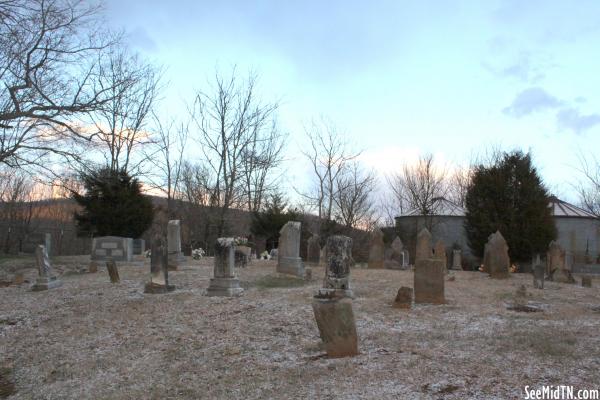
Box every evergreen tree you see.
[73,168,154,238]
[464,151,556,263]
[250,193,300,250]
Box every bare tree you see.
[447,166,473,208]
[334,161,378,229]
[0,0,122,170]
[189,70,279,235]
[386,153,449,230]
[300,117,361,223]
[573,152,600,216]
[89,50,162,174]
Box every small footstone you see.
[393,287,412,309]
[582,276,592,288]
[89,262,98,273]
[106,261,120,283]
[312,297,358,357]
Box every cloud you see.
[503,87,562,117]
[483,52,546,83]
[556,108,600,134]
[127,26,158,52]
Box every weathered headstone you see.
[91,236,133,262]
[168,220,185,270]
[393,286,412,309]
[319,246,327,268]
[547,241,575,283]
[276,221,305,278]
[415,228,432,263]
[451,249,462,270]
[486,231,510,279]
[31,245,62,291]
[144,235,175,294]
[414,258,445,304]
[581,276,592,288]
[533,264,545,289]
[367,229,385,269]
[318,235,354,299]
[306,234,321,265]
[44,233,52,257]
[384,236,404,269]
[206,238,244,297]
[88,262,98,273]
[236,245,252,268]
[13,272,24,285]
[433,240,447,269]
[106,260,120,283]
[312,297,358,357]
[132,239,146,256]
[269,248,278,259]
[401,250,410,267]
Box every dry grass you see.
[0,257,599,399]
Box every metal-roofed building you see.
[394,196,600,268]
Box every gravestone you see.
[533,264,545,289]
[276,221,305,278]
[13,272,24,285]
[401,250,410,267]
[319,246,327,268]
[44,233,52,257]
[452,249,462,270]
[91,236,133,262]
[312,297,358,357]
[486,231,510,279]
[269,248,278,259]
[367,229,385,269]
[318,235,354,299]
[547,241,575,283]
[415,228,432,263]
[433,240,447,269]
[31,245,62,291]
[384,236,404,269]
[414,258,445,304]
[88,262,98,273]
[581,276,592,288]
[235,247,250,268]
[168,220,185,270]
[106,260,120,283]
[132,239,146,256]
[206,238,243,297]
[393,286,413,309]
[144,235,175,294]
[307,234,321,264]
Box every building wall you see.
[554,217,600,262]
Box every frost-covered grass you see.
[0,258,599,399]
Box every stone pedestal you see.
[368,229,385,269]
[393,286,412,309]
[276,221,305,278]
[318,235,354,299]
[206,238,243,297]
[414,258,445,304]
[312,297,358,358]
[31,245,62,291]
[145,235,175,294]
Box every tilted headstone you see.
[106,260,120,283]
[306,234,321,264]
[91,236,133,262]
[533,264,545,289]
[414,258,445,304]
[312,297,358,357]
[393,286,413,309]
[384,236,404,269]
[206,238,243,297]
[144,235,175,293]
[415,228,433,263]
[167,220,185,270]
[31,245,62,291]
[318,235,354,299]
[546,241,575,283]
[486,231,510,279]
[433,240,447,269]
[276,221,305,278]
[367,229,385,269]
[451,249,462,270]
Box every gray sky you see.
[105,0,600,203]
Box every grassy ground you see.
[0,257,599,399]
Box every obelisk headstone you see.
[276,221,305,278]
[145,235,175,293]
[44,233,52,257]
[167,220,185,270]
[368,229,385,269]
[206,238,244,297]
[31,245,62,291]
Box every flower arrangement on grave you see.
[145,249,151,258]
[192,248,205,260]
[234,237,248,246]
